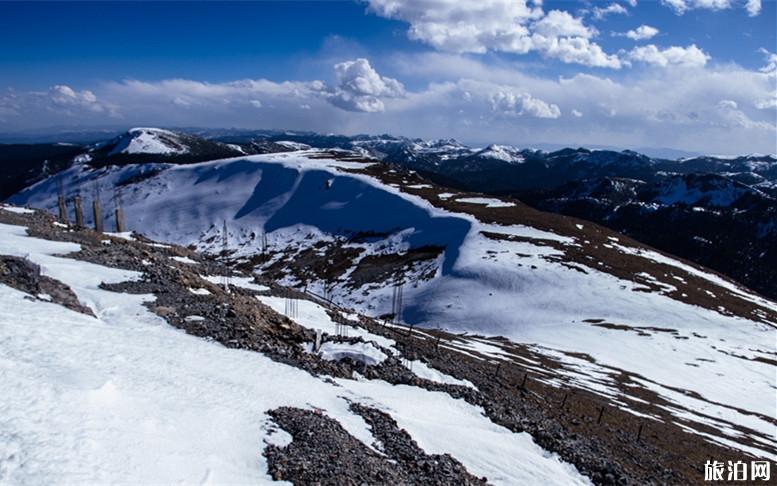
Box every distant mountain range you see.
[2,126,776,299]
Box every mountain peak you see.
[109,127,189,155]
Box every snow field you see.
[0,222,588,485]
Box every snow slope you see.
[9,151,777,458]
[108,127,189,155]
[0,221,587,484]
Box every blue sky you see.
[0,1,775,154]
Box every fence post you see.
[57,195,68,224]
[597,406,605,425]
[92,199,103,233]
[73,196,84,228]
[114,207,125,232]
[314,329,322,353]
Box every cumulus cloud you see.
[365,0,540,54]
[531,11,622,68]
[661,0,760,15]
[759,48,777,77]
[0,84,117,125]
[715,97,773,130]
[755,97,777,110]
[1,52,774,155]
[490,90,561,118]
[617,25,659,41]
[327,58,405,112]
[745,0,762,16]
[48,85,106,112]
[364,0,621,68]
[592,3,629,20]
[628,44,709,68]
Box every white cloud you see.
[592,3,629,20]
[624,0,638,6]
[619,25,659,41]
[661,0,760,15]
[327,58,405,112]
[628,44,710,68]
[535,35,622,68]
[533,10,593,38]
[1,53,774,155]
[759,48,777,77]
[48,85,105,112]
[389,52,775,153]
[490,90,561,118]
[745,0,761,16]
[715,98,773,130]
[364,1,621,69]
[250,99,263,109]
[365,0,542,54]
[755,97,777,110]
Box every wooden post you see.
[314,329,322,353]
[114,207,125,232]
[57,195,68,224]
[73,196,84,228]
[92,199,103,233]
[636,422,644,441]
[561,392,569,408]
[520,373,528,390]
[597,406,605,425]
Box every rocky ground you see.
[265,404,486,485]
[0,204,770,485]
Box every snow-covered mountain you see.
[527,172,777,300]
[107,127,192,155]
[83,127,248,166]
[9,149,777,470]
[3,128,777,300]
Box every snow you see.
[405,360,476,389]
[317,341,387,366]
[275,141,312,151]
[258,296,396,350]
[171,255,198,264]
[612,242,777,313]
[0,222,588,485]
[104,231,135,241]
[456,197,516,208]
[477,144,524,163]
[0,205,34,214]
[202,274,269,292]
[10,151,777,457]
[109,128,188,155]
[188,287,211,296]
